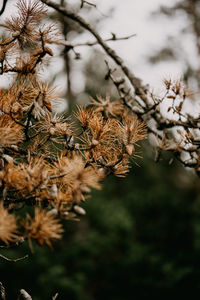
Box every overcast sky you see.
[1,0,195,95]
[64,0,191,94]
[96,0,190,91]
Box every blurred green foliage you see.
[1,147,200,299]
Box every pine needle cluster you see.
[0,0,146,248]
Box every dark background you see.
[1,148,200,299]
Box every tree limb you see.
[40,0,147,102]
[0,0,8,16]
[0,253,28,262]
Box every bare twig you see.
[0,0,8,16]
[0,37,17,47]
[80,0,108,17]
[41,0,147,102]
[0,253,28,262]
[61,33,136,49]
[49,172,69,180]
[80,0,96,9]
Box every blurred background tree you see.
[1,0,200,299]
[149,0,200,89]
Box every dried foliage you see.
[1,0,199,252]
[38,0,200,177]
[0,0,146,248]
[0,203,19,245]
[24,208,64,248]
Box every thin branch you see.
[0,37,17,47]
[80,0,96,9]
[80,0,108,18]
[0,253,28,262]
[60,5,74,110]
[49,172,69,180]
[40,0,147,102]
[61,33,136,49]
[0,0,8,16]
[2,111,26,128]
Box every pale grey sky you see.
[96,0,191,90]
[0,0,195,96]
